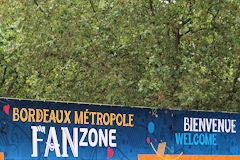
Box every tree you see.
[0,0,239,111]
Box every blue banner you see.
[0,98,240,160]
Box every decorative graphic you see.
[3,104,9,116]
[149,142,183,160]
[1,98,240,160]
[148,122,155,134]
[145,113,183,160]
[107,147,114,159]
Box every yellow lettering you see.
[123,114,128,126]
[63,110,71,123]
[43,109,50,123]
[103,113,110,125]
[13,108,19,121]
[96,112,103,125]
[129,114,134,127]
[28,108,35,122]
[75,111,83,124]
[110,113,116,125]
[116,114,123,126]
[49,110,56,123]
[56,110,63,123]
[90,112,96,125]
[84,110,89,124]
[20,108,28,122]
[36,109,43,122]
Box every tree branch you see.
[6,73,18,97]
[232,61,240,93]
[181,18,191,26]
[33,0,45,14]
[149,0,155,16]
[228,60,240,101]
[89,0,96,13]
[0,66,7,87]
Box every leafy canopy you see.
[0,0,239,111]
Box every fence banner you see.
[0,98,240,160]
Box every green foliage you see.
[0,0,239,111]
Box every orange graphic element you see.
[150,142,183,160]
[138,155,240,160]
[0,153,3,160]
[157,142,166,155]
